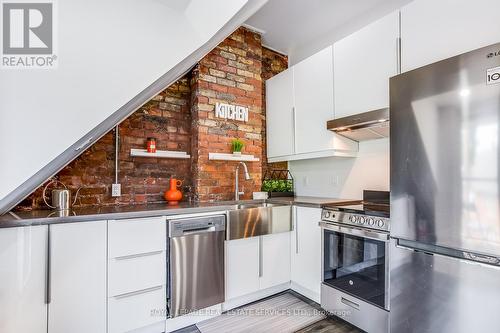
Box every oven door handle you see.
[319,222,389,242]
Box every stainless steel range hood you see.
[327,108,389,141]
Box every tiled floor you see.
[171,290,362,333]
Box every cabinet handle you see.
[113,285,163,299]
[115,250,163,261]
[45,225,51,304]
[294,207,299,254]
[396,37,402,74]
[292,107,297,154]
[258,236,263,277]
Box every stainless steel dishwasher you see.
[167,213,225,318]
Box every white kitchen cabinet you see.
[108,217,166,333]
[334,11,400,118]
[260,232,291,290]
[108,216,166,258]
[108,284,166,333]
[266,69,295,159]
[290,206,322,303]
[293,46,336,154]
[108,250,166,297]
[401,0,500,72]
[225,237,260,299]
[266,46,358,162]
[0,226,48,333]
[48,221,107,333]
[226,231,292,300]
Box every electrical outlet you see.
[112,183,121,197]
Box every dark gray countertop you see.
[0,196,359,228]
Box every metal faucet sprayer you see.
[235,162,251,200]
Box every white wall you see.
[0,0,248,200]
[288,0,411,65]
[289,138,389,199]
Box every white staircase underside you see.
[0,0,268,214]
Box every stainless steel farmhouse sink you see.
[227,202,292,240]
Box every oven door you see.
[320,222,389,310]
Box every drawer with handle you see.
[108,250,166,297]
[108,217,166,258]
[320,283,388,333]
[108,284,166,333]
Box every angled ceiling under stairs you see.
[0,0,268,215]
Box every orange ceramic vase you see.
[164,178,183,205]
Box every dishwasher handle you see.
[169,214,226,238]
[182,226,216,235]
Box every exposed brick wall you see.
[15,27,289,210]
[16,78,193,210]
[191,27,264,201]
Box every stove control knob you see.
[349,215,357,223]
[367,217,375,226]
[358,216,365,225]
[377,219,385,228]
[324,211,331,219]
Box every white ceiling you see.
[245,0,411,60]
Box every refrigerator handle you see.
[395,238,500,267]
[464,252,500,265]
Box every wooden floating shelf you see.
[208,153,260,162]
[130,149,190,159]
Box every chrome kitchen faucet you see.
[235,162,251,200]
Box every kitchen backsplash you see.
[15,27,288,210]
[289,138,390,199]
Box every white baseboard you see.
[290,282,320,304]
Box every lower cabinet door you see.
[0,226,48,333]
[48,221,107,333]
[260,232,291,290]
[291,207,322,302]
[225,237,260,300]
[108,285,166,333]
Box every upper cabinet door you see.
[334,11,400,118]
[401,0,500,72]
[293,46,335,154]
[266,69,295,158]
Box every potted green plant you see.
[231,138,244,156]
[261,170,294,197]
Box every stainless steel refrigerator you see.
[390,42,500,332]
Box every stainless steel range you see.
[319,190,390,333]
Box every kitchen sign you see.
[215,102,248,122]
